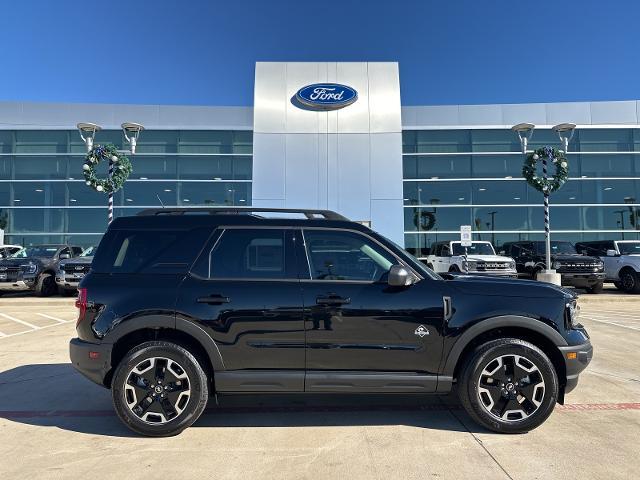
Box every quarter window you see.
[303,230,396,282]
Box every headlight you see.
[509,261,516,270]
[464,261,478,271]
[597,261,604,270]
[20,263,37,274]
[553,261,562,269]
[566,300,581,329]
[59,263,66,271]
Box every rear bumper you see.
[559,340,593,394]
[69,338,112,388]
[560,273,605,288]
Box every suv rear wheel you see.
[619,269,640,294]
[112,341,209,437]
[458,338,558,433]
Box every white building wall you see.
[252,62,404,245]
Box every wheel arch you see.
[105,317,224,391]
[443,316,568,396]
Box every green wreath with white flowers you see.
[82,144,132,194]
[522,146,569,193]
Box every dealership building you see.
[1,61,639,259]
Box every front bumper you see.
[55,275,81,290]
[459,270,519,278]
[560,272,606,288]
[0,280,33,291]
[69,338,112,388]
[558,340,593,394]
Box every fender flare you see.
[441,315,567,377]
[104,313,225,372]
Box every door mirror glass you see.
[59,253,70,259]
[606,249,618,257]
[388,265,414,287]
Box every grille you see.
[60,264,91,274]
[0,266,20,282]
[476,262,511,271]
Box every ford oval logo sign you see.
[293,83,358,111]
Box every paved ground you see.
[0,293,638,480]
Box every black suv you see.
[0,244,83,296]
[70,208,592,437]
[501,241,605,293]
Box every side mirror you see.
[59,253,70,259]
[606,249,617,257]
[499,250,506,255]
[388,265,414,287]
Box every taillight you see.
[76,288,87,326]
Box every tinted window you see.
[451,242,495,256]
[92,228,212,274]
[209,229,291,279]
[303,230,396,282]
[618,242,640,255]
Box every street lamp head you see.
[121,122,145,154]
[76,122,102,153]
[552,123,576,153]
[511,123,535,154]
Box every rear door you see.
[175,227,306,392]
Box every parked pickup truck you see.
[426,241,517,277]
[576,240,640,293]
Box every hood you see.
[462,255,514,263]
[0,257,46,267]
[443,273,574,299]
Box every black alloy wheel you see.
[620,270,640,294]
[112,341,208,437]
[458,338,558,433]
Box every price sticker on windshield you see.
[460,225,472,247]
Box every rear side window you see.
[207,229,295,279]
[92,227,212,274]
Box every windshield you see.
[81,246,97,257]
[10,246,59,258]
[451,242,495,256]
[618,242,640,255]
[534,241,576,255]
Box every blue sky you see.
[2,0,638,106]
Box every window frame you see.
[299,227,420,284]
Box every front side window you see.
[618,242,640,255]
[209,229,291,279]
[303,230,396,282]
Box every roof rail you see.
[135,207,349,221]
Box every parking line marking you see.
[582,315,640,331]
[0,313,40,330]
[36,313,69,324]
[0,320,72,339]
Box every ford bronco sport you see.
[69,208,592,437]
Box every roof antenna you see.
[156,194,165,208]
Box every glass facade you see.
[0,130,252,247]
[403,129,640,258]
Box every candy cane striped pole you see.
[543,150,551,272]
[108,159,114,225]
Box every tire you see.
[112,341,209,437]
[619,269,640,294]
[586,282,604,294]
[614,281,624,291]
[458,338,558,434]
[34,273,56,297]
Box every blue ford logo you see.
[293,83,358,111]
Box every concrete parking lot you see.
[0,292,638,480]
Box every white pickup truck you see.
[576,240,640,293]
[426,240,518,277]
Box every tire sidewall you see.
[36,273,55,297]
[460,339,558,434]
[112,341,208,437]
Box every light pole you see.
[77,122,144,224]
[625,196,637,231]
[614,209,626,240]
[488,210,497,246]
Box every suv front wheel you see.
[458,338,558,433]
[112,341,209,437]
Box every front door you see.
[176,227,305,392]
[297,228,446,393]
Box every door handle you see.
[316,295,351,306]
[197,294,231,305]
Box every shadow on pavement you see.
[0,363,488,437]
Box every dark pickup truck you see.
[501,241,605,293]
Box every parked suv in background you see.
[576,240,640,293]
[426,241,517,277]
[70,208,592,437]
[56,246,96,295]
[0,244,83,296]
[501,241,605,293]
